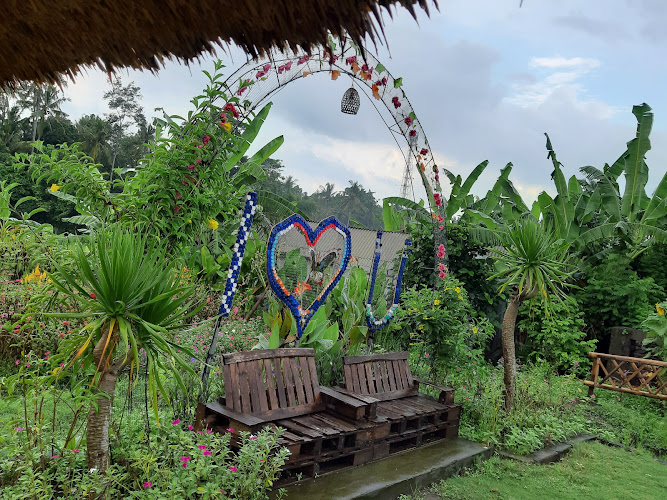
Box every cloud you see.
[530,56,600,70]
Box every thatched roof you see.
[0,0,436,89]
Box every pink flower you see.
[298,55,310,64]
[425,353,430,358]
[173,205,180,212]
[143,482,153,488]
[233,307,238,315]
[198,444,207,449]
[404,117,412,126]
[188,164,196,171]
[438,263,446,271]
[439,225,444,231]
[345,56,356,65]
[250,435,258,440]
[420,148,429,155]
[172,419,180,425]
[223,103,240,119]
[203,450,211,455]
[62,321,69,326]
[15,360,19,365]
[226,428,234,433]
[196,159,202,164]
[465,397,470,401]
[436,214,443,222]
[439,271,447,279]
[73,449,79,453]
[51,455,60,460]
[206,429,213,434]
[433,193,442,207]
[203,135,210,145]
[229,466,237,472]
[437,244,446,259]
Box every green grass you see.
[429,441,666,500]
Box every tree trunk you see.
[86,370,118,472]
[501,296,520,411]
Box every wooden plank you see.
[282,357,297,407]
[276,418,323,439]
[237,361,252,413]
[343,364,354,391]
[273,358,288,408]
[264,358,279,410]
[350,361,362,394]
[364,363,376,394]
[290,357,307,405]
[589,352,667,367]
[385,360,397,392]
[373,360,385,393]
[224,348,315,363]
[223,363,237,411]
[356,363,369,394]
[363,388,418,401]
[397,360,411,390]
[307,356,321,398]
[310,413,357,433]
[343,352,409,364]
[392,360,404,390]
[300,356,315,404]
[293,416,339,436]
[249,402,326,421]
[204,401,264,426]
[248,360,265,413]
[583,380,667,401]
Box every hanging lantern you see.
[341,86,360,115]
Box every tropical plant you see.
[641,301,667,361]
[487,217,573,410]
[40,225,201,472]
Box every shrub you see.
[516,298,596,375]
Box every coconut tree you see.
[47,225,201,472]
[488,217,573,410]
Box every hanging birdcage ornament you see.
[341,86,360,114]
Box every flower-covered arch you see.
[215,37,449,278]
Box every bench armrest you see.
[200,401,266,431]
[412,377,455,404]
[320,386,376,420]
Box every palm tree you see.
[488,217,573,410]
[0,93,25,152]
[17,82,69,142]
[76,114,112,164]
[47,226,199,472]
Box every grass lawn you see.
[420,441,666,500]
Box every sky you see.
[61,0,667,205]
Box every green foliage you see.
[641,300,667,361]
[39,225,201,420]
[575,253,663,335]
[516,299,596,375]
[0,413,288,499]
[385,276,493,377]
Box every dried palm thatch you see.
[0,0,436,89]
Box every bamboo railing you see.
[584,352,667,401]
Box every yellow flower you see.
[473,327,478,334]
[458,295,463,300]
[50,184,61,192]
[657,304,665,316]
[222,122,232,133]
[208,219,219,230]
[434,299,440,305]
[187,219,192,224]
[455,287,461,293]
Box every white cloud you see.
[530,56,600,69]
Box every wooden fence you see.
[584,352,667,401]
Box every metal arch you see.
[212,37,450,277]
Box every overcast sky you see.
[61,0,667,205]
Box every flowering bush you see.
[384,275,493,378]
[0,414,288,499]
[641,300,667,361]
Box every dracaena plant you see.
[43,224,202,472]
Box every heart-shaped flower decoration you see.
[267,215,351,338]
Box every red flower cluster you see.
[236,79,252,96]
[409,130,417,137]
[277,61,293,74]
[375,77,388,86]
[392,96,402,109]
[255,64,271,79]
[345,56,357,65]
[202,135,210,145]
[188,164,196,171]
[223,102,239,119]
[420,148,429,155]
[404,117,412,126]
[361,64,373,74]
[328,55,338,64]
[434,193,443,207]
[298,55,310,65]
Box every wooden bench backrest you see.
[222,348,325,421]
[342,352,418,401]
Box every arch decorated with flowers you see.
[215,37,449,279]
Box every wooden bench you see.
[338,352,461,458]
[195,348,375,484]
